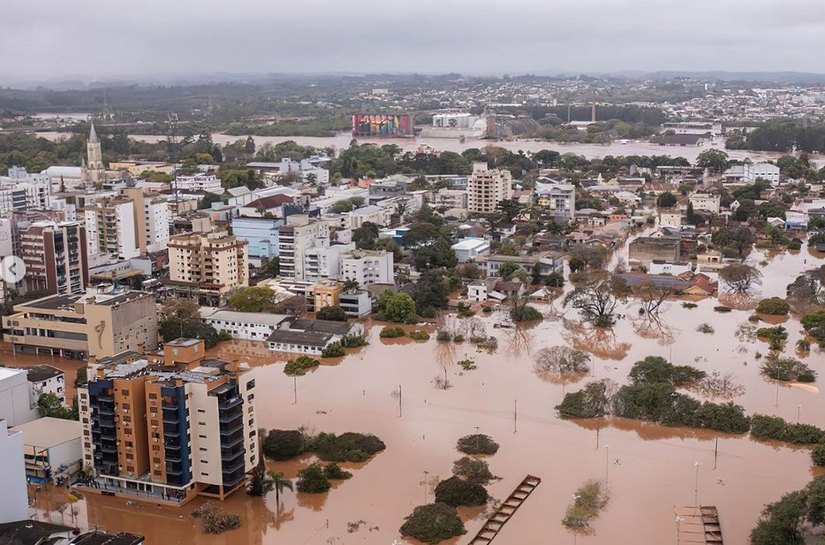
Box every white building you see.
[14,416,82,485]
[83,198,139,259]
[467,162,513,214]
[278,215,331,280]
[341,249,394,286]
[723,162,780,185]
[689,193,721,214]
[26,365,66,405]
[173,174,223,194]
[0,167,51,214]
[535,180,576,222]
[340,291,372,317]
[659,211,683,228]
[451,238,491,263]
[200,309,291,341]
[0,368,38,427]
[648,261,692,276]
[304,241,356,282]
[0,420,27,523]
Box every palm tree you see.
[269,472,294,505]
[247,456,274,497]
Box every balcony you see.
[165,463,183,475]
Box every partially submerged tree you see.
[719,263,762,295]
[399,503,466,544]
[533,346,591,379]
[562,272,629,327]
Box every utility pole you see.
[398,385,402,418]
[168,113,179,222]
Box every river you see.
[22,244,825,545]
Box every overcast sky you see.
[2,0,825,81]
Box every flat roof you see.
[0,367,26,381]
[451,238,489,251]
[203,309,291,328]
[13,417,82,448]
[26,365,63,383]
[267,329,333,347]
[20,293,81,310]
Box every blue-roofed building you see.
[231,216,282,266]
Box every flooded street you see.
[22,263,825,544]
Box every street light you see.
[605,445,611,484]
[694,461,701,507]
[797,404,802,423]
[675,514,684,544]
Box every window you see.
[201,460,208,464]
[199,447,207,451]
[199,434,206,439]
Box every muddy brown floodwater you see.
[18,245,825,545]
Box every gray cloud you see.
[1,0,824,80]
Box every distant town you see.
[0,72,825,545]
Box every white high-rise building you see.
[278,215,331,280]
[0,420,27,523]
[467,162,513,214]
[173,174,223,193]
[83,197,139,259]
[0,368,39,427]
[122,188,170,254]
[341,249,394,286]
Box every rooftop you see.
[201,309,291,328]
[12,417,82,449]
[26,365,64,383]
[267,329,333,347]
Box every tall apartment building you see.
[0,166,51,214]
[78,339,258,504]
[2,284,158,359]
[84,198,139,259]
[122,188,170,254]
[303,240,356,282]
[341,249,394,286]
[467,162,513,214]
[167,230,248,304]
[0,367,39,427]
[18,220,89,295]
[0,420,27,523]
[277,214,330,280]
[535,181,576,222]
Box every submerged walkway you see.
[467,475,541,545]
[675,506,724,544]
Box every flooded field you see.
[18,247,825,545]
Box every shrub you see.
[436,330,452,342]
[262,429,305,460]
[756,326,789,350]
[193,503,242,534]
[690,402,750,434]
[751,414,825,444]
[562,480,609,531]
[812,443,825,466]
[434,476,488,507]
[322,463,352,480]
[453,334,465,343]
[756,297,790,316]
[801,310,825,347]
[340,333,369,348]
[456,434,499,455]
[309,432,386,463]
[379,326,406,339]
[296,463,331,493]
[316,305,348,322]
[682,302,698,309]
[761,357,817,383]
[476,337,498,352]
[556,380,615,419]
[796,339,811,354]
[284,355,320,376]
[788,238,802,250]
[399,503,466,543]
[510,304,543,322]
[696,323,715,334]
[409,330,431,341]
[321,342,345,358]
[457,357,477,371]
[452,457,494,485]
[545,272,565,288]
[627,356,706,388]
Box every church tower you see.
[86,120,105,185]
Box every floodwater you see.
[34,130,808,165]
[19,243,825,545]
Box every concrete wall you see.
[0,421,28,523]
[0,370,37,427]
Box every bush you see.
[627,356,706,388]
[193,503,242,534]
[812,443,825,466]
[284,355,320,376]
[556,380,615,419]
[379,326,406,338]
[801,310,825,347]
[456,434,499,455]
[682,302,698,309]
[510,304,543,322]
[690,402,750,434]
[756,297,791,316]
[340,333,369,348]
[788,238,802,250]
[751,414,825,444]
[436,330,452,342]
[457,357,477,371]
[262,429,304,461]
[321,342,346,358]
[545,272,565,288]
[762,357,817,383]
[452,457,494,485]
[476,337,498,352]
[562,480,609,531]
[399,503,466,543]
[316,305,348,321]
[322,463,352,480]
[696,323,715,334]
[409,330,431,341]
[434,476,488,507]
[309,432,386,463]
[453,334,465,343]
[756,326,789,350]
[296,463,331,493]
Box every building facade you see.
[340,249,394,285]
[84,198,139,259]
[18,221,89,295]
[277,215,330,280]
[167,230,249,305]
[0,367,39,427]
[78,339,258,504]
[467,162,513,214]
[230,217,281,265]
[172,174,223,194]
[535,182,576,222]
[121,188,170,255]
[0,420,27,523]
[689,193,721,214]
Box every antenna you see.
[168,113,179,217]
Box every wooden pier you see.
[675,506,723,544]
[467,475,541,545]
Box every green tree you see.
[802,311,825,347]
[36,393,78,420]
[696,149,730,172]
[411,270,449,314]
[352,221,380,250]
[656,191,677,208]
[228,286,275,312]
[316,305,348,322]
[296,463,331,493]
[247,454,274,497]
[271,472,294,505]
[377,291,417,323]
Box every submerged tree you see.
[563,273,630,327]
[719,263,762,295]
[533,346,591,379]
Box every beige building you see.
[2,284,158,359]
[167,230,248,304]
[689,193,721,214]
[122,187,170,254]
[467,161,513,214]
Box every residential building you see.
[200,309,291,341]
[723,162,780,184]
[0,166,51,214]
[0,368,39,427]
[648,261,692,276]
[267,319,360,355]
[167,230,249,305]
[451,238,490,263]
[628,237,682,268]
[339,290,372,317]
[304,241,356,282]
[535,181,576,222]
[77,339,258,504]
[689,193,721,214]
[172,174,222,194]
[277,215,330,280]
[659,211,683,228]
[2,284,158,359]
[427,188,468,210]
[18,221,89,295]
[467,162,513,214]
[340,249,394,286]
[15,416,82,485]
[84,198,139,259]
[121,188,170,254]
[230,217,282,265]
[0,420,27,523]
[26,365,66,405]
[478,252,563,278]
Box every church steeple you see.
[89,120,99,144]
[86,118,105,186]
